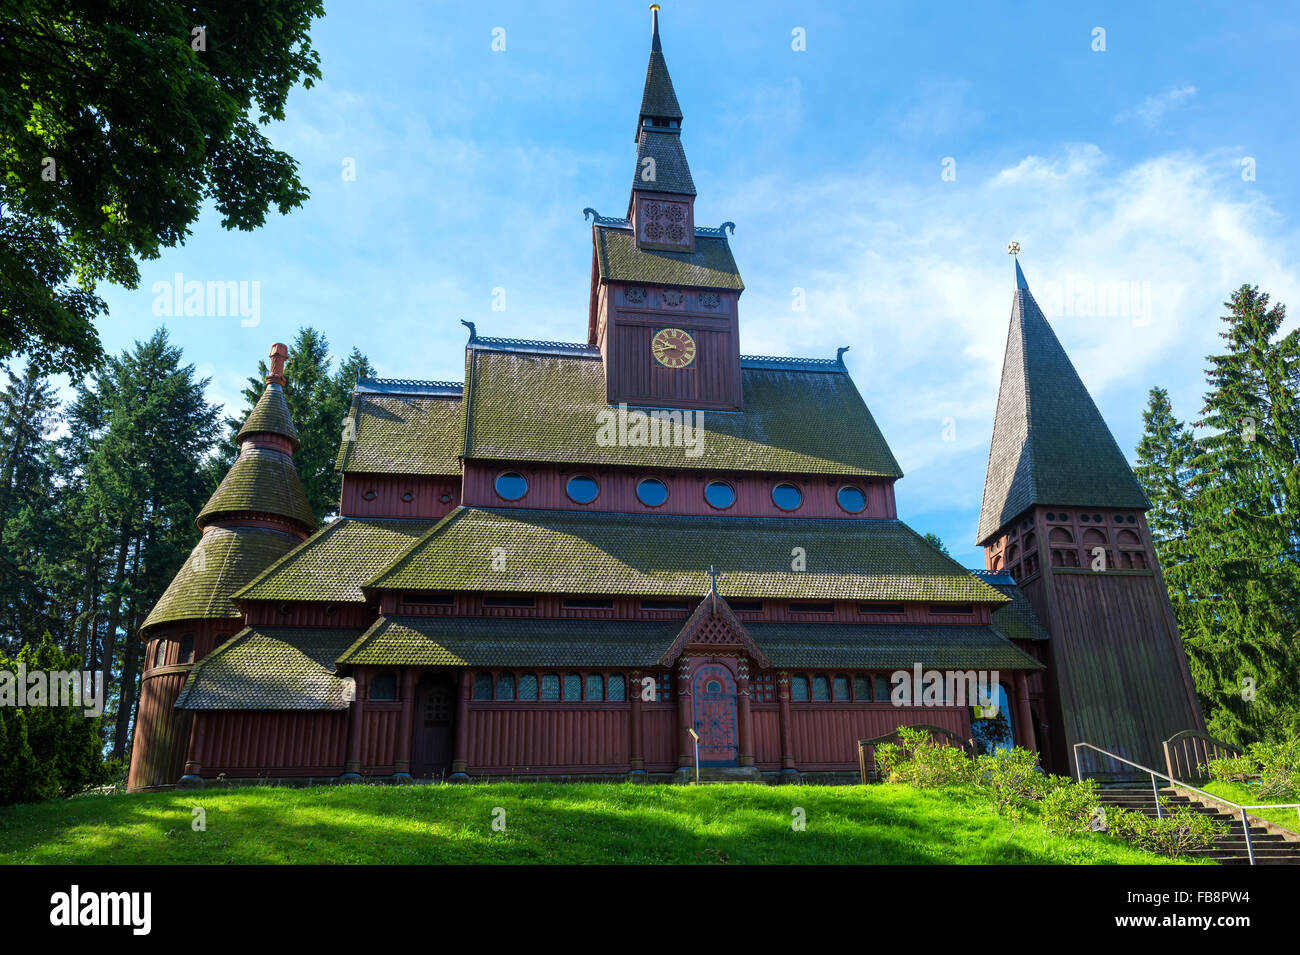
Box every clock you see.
[651,327,696,369]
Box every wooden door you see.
[692,664,738,766]
[412,674,455,778]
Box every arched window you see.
[791,675,809,701]
[540,673,560,701]
[853,675,871,701]
[371,671,398,701]
[1049,527,1074,544]
[1083,528,1107,547]
[563,673,582,701]
[812,675,830,701]
[178,634,194,664]
[471,672,493,700]
[585,673,604,701]
[1117,529,1141,547]
[971,683,1016,755]
[153,639,167,669]
[496,672,516,701]
[607,674,626,701]
[517,673,538,701]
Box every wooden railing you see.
[857,724,974,783]
[1163,729,1241,783]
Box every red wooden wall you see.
[461,461,897,520]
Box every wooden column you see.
[181,712,205,781]
[1012,670,1038,755]
[777,671,797,775]
[736,658,754,768]
[342,668,365,778]
[676,659,693,767]
[450,669,471,780]
[393,668,416,777]
[628,669,645,774]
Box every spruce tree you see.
[1179,286,1300,745]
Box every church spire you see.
[629,6,696,247]
[976,257,1149,545]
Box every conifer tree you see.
[1176,286,1300,745]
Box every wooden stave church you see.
[126,10,1202,791]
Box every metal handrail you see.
[1074,741,1300,866]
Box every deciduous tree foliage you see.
[1136,285,1300,747]
[0,0,324,376]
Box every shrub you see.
[0,634,114,806]
[1248,738,1300,801]
[1205,737,1300,800]
[875,727,973,788]
[1204,755,1257,784]
[873,742,902,781]
[1107,799,1229,858]
[972,747,1046,823]
[1040,778,1101,836]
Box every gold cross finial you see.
[1007,241,1021,256]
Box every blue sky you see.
[87,0,1300,567]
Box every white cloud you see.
[1117,85,1198,128]
[712,144,1300,555]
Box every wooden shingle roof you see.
[462,347,900,476]
[175,626,360,710]
[593,225,742,290]
[977,264,1149,544]
[366,507,1008,604]
[141,526,302,633]
[197,446,315,531]
[236,517,439,603]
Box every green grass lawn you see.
[0,782,1204,865]
[1200,781,1300,832]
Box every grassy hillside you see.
[0,782,1202,865]
[1201,781,1300,832]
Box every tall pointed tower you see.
[587,5,745,410]
[978,258,1203,775]
[127,344,315,790]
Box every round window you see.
[837,485,866,513]
[494,471,528,501]
[636,478,669,507]
[362,489,376,501]
[772,483,802,511]
[401,491,413,502]
[704,481,735,509]
[566,475,599,504]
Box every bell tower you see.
[586,5,745,411]
[977,252,1203,776]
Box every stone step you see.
[670,766,763,784]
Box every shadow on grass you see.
[0,783,1193,865]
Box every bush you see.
[1249,738,1300,801]
[0,634,114,806]
[1040,778,1101,836]
[1204,737,1300,800]
[1107,799,1229,858]
[1204,755,1257,784]
[876,727,972,788]
[972,747,1046,823]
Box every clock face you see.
[651,327,696,369]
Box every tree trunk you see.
[112,534,144,759]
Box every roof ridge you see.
[355,377,463,397]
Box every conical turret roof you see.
[977,261,1149,544]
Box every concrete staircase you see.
[1097,788,1300,865]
